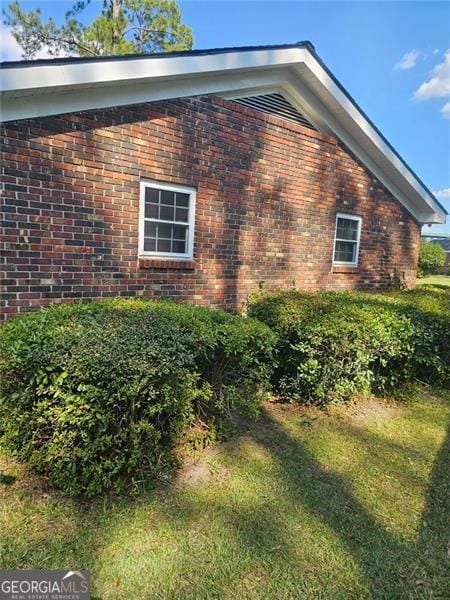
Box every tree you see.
[3,0,193,58]
[418,242,446,277]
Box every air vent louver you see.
[231,93,316,131]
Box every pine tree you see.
[4,0,194,58]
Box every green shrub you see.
[248,289,449,404]
[0,299,275,496]
[418,242,446,277]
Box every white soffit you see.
[0,45,446,224]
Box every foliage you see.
[0,299,274,496]
[248,288,450,404]
[418,242,446,277]
[3,0,193,58]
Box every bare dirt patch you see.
[172,433,242,489]
[415,388,448,404]
[0,453,55,499]
[330,395,402,424]
[173,455,213,488]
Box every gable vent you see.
[231,93,316,131]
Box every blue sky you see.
[1,1,449,232]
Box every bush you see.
[418,242,446,277]
[0,299,275,496]
[248,289,449,405]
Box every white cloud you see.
[0,24,68,61]
[414,50,450,100]
[432,48,440,56]
[433,188,450,199]
[413,51,450,119]
[0,24,23,61]
[441,101,450,119]
[395,50,420,70]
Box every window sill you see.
[139,257,197,270]
[332,264,360,274]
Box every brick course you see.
[0,95,420,320]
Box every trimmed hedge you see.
[0,299,275,496]
[418,242,446,277]
[248,288,450,404]
[2,290,448,495]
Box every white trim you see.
[139,179,196,260]
[0,48,306,94]
[332,213,362,267]
[0,69,290,122]
[0,46,446,225]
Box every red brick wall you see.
[1,95,420,320]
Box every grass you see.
[1,387,449,599]
[416,274,450,287]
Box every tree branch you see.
[122,25,169,38]
[41,34,100,57]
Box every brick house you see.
[0,43,446,320]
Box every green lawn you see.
[416,274,450,287]
[1,388,449,599]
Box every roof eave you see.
[0,44,446,225]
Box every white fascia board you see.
[0,68,290,122]
[0,48,307,95]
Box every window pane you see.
[144,238,156,252]
[157,223,172,239]
[157,239,171,253]
[175,207,188,222]
[334,240,356,263]
[172,225,187,241]
[145,188,159,204]
[145,203,158,219]
[176,192,190,208]
[160,205,174,220]
[336,217,359,241]
[172,240,186,253]
[161,190,175,206]
[144,222,157,237]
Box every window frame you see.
[332,212,362,267]
[139,179,196,260]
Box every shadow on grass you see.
[113,406,449,598]
[133,406,449,598]
[416,283,450,290]
[1,406,448,599]
[239,408,449,597]
[0,472,16,485]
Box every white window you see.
[139,180,196,259]
[333,213,362,266]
